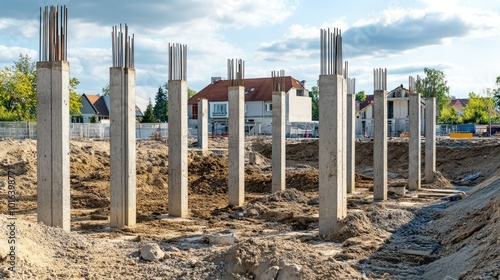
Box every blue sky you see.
[1,0,499,110]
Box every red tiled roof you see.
[85,94,100,105]
[450,98,468,109]
[359,94,374,111]
[188,76,305,105]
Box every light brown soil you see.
[0,137,499,279]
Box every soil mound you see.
[210,238,364,279]
[423,169,500,279]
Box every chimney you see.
[211,77,222,84]
[300,80,306,88]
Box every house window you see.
[211,102,228,118]
[388,101,394,119]
[265,103,273,112]
[192,104,198,119]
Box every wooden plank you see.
[400,249,433,256]
[420,188,461,194]
[417,193,451,198]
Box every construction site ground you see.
[0,137,499,279]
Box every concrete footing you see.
[197,98,208,150]
[425,97,436,182]
[36,61,71,231]
[228,86,245,206]
[110,67,137,227]
[318,75,347,236]
[272,90,286,193]
[408,93,421,190]
[373,89,387,200]
[168,80,188,217]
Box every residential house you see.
[449,98,468,116]
[188,76,311,135]
[79,94,143,123]
[356,85,426,137]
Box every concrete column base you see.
[318,75,347,236]
[228,86,245,206]
[198,98,208,150]
[272,90,286,193]
[36,61,71,231]
[168,80,189,217]
[409,94,421,190]
[373,89,387,200]
[110,67,137,227]
[425,97,436,182]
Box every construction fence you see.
[0,122,198,140]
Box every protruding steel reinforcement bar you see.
[111,24,135,68]
[373,68,387,91]
[39,5,68,62]
[168,43,187,81]
[228,59,245,87]
[347,77,356,95]
[272,70,285,92]
[320,28,343,76]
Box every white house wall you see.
[245,101,266,118]
[390,98,409,118]
[286,89,312,123]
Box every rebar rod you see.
[373,68,387,91]
[111,24,135,68]
[168,43,187,81]
[320,28,343,75]
[228,58,245,87]
[39,5,67,62]
[272,70,285,92]
[347,77,356,95]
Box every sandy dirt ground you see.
[0,137,499,279]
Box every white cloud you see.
[0,45,37,65]
[213,0,298,27]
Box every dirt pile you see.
[423,170,500,279]
[210,238,364,279]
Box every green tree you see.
[141,99,157,123]
[101,83,110,96]
[0,106,17,121]
[69,77,82,116]
[188,88,197,98]
[418,68,450,114]
[309,85,319,121]
[494,76,500,108]
[0,54,82,121]
[459,92,495,124]
[355,90,366,102]
[0,66,36,121]
[438,105,459,124]
[153,83,168,122]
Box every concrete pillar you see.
[425,97,436,182]
[168,80,188,217]
[272,90,286,192]
[373,89,387,200]
[228,86,245,206]
[110,67,136,227]
[36,61,70,231]
[319,75,347,236]
[408,93,421,190]
[346,92,356,193]
[197,98,208,150]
